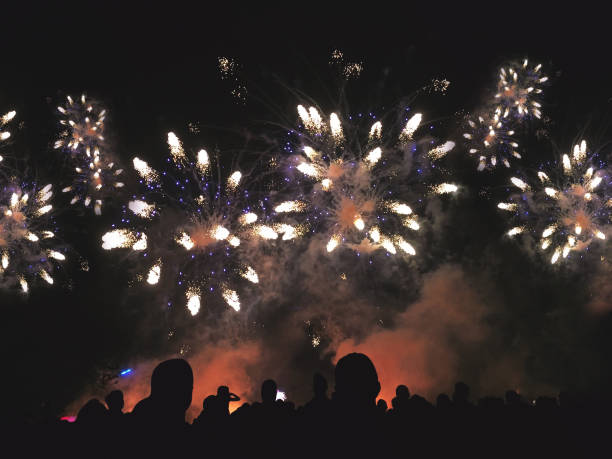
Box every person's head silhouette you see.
[395,385,410,400]
[376,399,388,413]
[76,399,108,426]
[453,382,470,405]
[261,379,277,405]
[436,393,452,409]
[150,359,193,420]
[313,372,328,399]
[505,390,520,405]
[105,390,124,415]
[333,353,380,412]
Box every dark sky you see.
[2,2,612,420]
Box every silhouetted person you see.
[391,384,410,414]
[216,385,240,416]
[131,358,193,431]
[452,382,472,409]
[76,399,108,427]
[332,353,380,416]
[303,372,331,416]
[261,379,278,406]
[376,399,388,414]
[105,390,124,418]
[193,395,218,427]
[436,393,452,410]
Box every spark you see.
[129,200,156,218]
[498,203,517,211]
[167,132,185,162]
[186,289,201,316]
[400,113,422,141]
[102,229,139,250]
[147,261,162,285]
[428,141,455,160]
[297,162,320,178]
[256,225,278,240]
[327,235,340,252]
[433,183,458,194]
[511,177,529,191]
[365,147,382,166]
[176,232,195,250]
[240,213,258,225]
[395,237,416,255]
[40,270,53,284]
[48,251,65,261]
[1,110,16,125]
[227,171,242,190]
[403,217,420,230]
[133,157,159,182]
[212,226,230,240]
[242,266,259,283]
[222,288,240,311]
[197,149,210,173]
[330,113,343,141]
[369,121,382,140]
[275,201,306,213]
[390,202,412,215]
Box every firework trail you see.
[55,95,125,215]
[218,57,247,104]
[329,49,363,80]
[494,58,547,122]
[102,132,269,316]
[501,140,610,264]
[0,181,65,292]
[463,107,520,171]
[272,105,458,258]
[0,109,17,178]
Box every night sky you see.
[2,3,612,421]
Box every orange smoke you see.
[334,265,489,403]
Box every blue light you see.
[120,368,133,377]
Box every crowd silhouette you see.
[25,353,610,457]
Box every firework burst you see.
[0,182,65,292]
[274,105,458,258]
[495,58,547,121]
[501,140,610,264]
[55,95,124,215]
[102,132,267,315]
[463,107,520,171]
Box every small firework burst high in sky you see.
[502,140,610,265]
[495,59,547,122]
[463,107,520,171]
[0,182,65,292]
[55,95,125,215]
[102,132,268,316]
[274,104,458,258]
